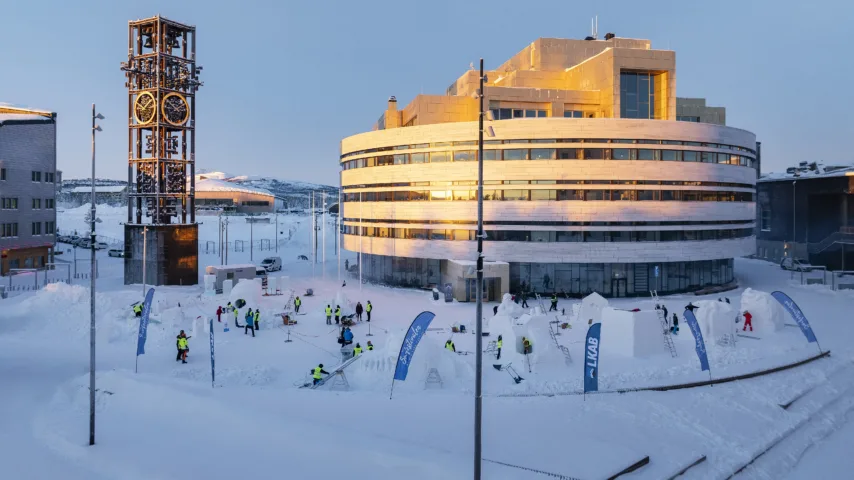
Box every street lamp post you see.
[474,58,486,480]
[792,180,797,250]
[89,104,104,446]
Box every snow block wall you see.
[693,300,737,341]
[739,288,785,333]
[579,292,609,324]
[230,280,262,307]
[601,307,665,357]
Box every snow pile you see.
[693,300,737,341]
[3,283,120,339]
[331,289,357,317]
[601,307,665,357]
[496,293,524,317]
[740,288,786,333]
[229,280,262,307]
[578,292,609,324]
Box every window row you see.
[490,108,548,120]
[343,179,754,190]
[241,201,270,206]
[30,171,57,183]
[1,168,6,180]
[0,222,55,237]
[343,190,754,202]
[341,149,755,170]
[0,197,56,209]
[341,138,757,159]
[1,223,19,237]
[341,225,754,242]
[342,218,754,228]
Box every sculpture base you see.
[124,224,198,286]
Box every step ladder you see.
[327,371,350,391]
[483,340,497,355]
[652,290,678,358]
[534,293,548,313]
[282,290,296,314]
[717,333,737,347]
[425,368,443,388]
[548,321,572,365]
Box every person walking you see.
[345,259,349,271]
[334,305,341,325]
[254,308,260,331]
[496,335,503,360]
[343,327,354,345]
[176,330,188,361]
[366,301,373,322]
[493,305,499,316]
[294,296,301,314]
[671,313,679,334]
[355,302,363,322]
[244,310,255,337]
[312,364,330,386]
[325,305,332,325]
[522,337,532,355]
[661,304,668,321]
[742,310,753,332]
[445,339,456,353]
[216,306,222,323]
[353,343,363,356]
[549,294,558,312]
[234,307,241,328]
[521,291,529,308]
[177,335,189,364]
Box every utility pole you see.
[89,104,104,446]
[359,191,363,291]
[142,226,147,297]
[322,191,326,280]
[474,58,486,479]
[275,213,279,253]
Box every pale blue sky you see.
[1,0,851,184]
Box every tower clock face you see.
[162,93,189,126]
[133,92,156,125]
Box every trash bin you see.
[432,288,439,301]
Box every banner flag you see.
[136,288,155,356]
[683,309,710,372]
[584,322,601,393]
[209,318,216,387]
[392,311,436,381]
[771,291,818,344]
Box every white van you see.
[260,256,282,272]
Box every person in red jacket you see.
[216,306,222,323]
[743,311,753,332]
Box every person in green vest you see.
[366,301,373,322]
[133,303,143,317]
[366,340,373,351]
[353,343,363,356]
[234,307,241,328]
[325,305,332,325]
[253,308,260,331]
[549,294,558,312]
[312,364,329,386]
[445,339,455,353]
[334,305,341,325]
[177,335,189,364]
[294,296,301,314]
[496,335,503,360]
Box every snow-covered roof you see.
[759,163,854,183]
[69,185,127,194]
[0,104,54,125]
[195,178,274,197]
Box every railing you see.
[808,230,854,254]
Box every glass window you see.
[620,71,656,119]
[537,110,548,117]
[682,191,700,201]
[558,189,584,200]
[411,191,429,201]
[513,109,523,118]
[531,148,556,160]
[393,154,408,165]
[453,151,476,162]
[683,151,698,162]
[430,230,449,240]
[453,190,473,201]
[499,108,512,120]
[502,190,528,201]
[637,149,656,160]
[376,155,394,166]
[453,230,473,241]
[483,150,501,161]
[525,109,537,118]
[503,149,528,160]
[556,231,582,242]
[586,190,606,200]
[531,189,556,201]
[661,150,681,161]
[611,190,634,201]
[583,148,605,160]
[717,153,730,164]
[557,148,579,160]
[611,148,631,160]
[429,151,450,163]
[701,152,715,163]
[393,191,410,201]
[637,190,658,201]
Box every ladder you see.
[282,289,296,314]
[534,293,548,313]
[717,333,737,347]
[483,340,497,355]
[652,290,678,358]
[425,368,443,388]
[548,321,572,365]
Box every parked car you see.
[96,242,108,250]
[255,267,268,277]
[260,256,282,272]
[108,249,124,258]
[72,237,87,247]
[780,257,814,272]
[57,235,70,243]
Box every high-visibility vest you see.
[353,347,362,356]
[295,298,301,306]
[234,309,238,317]
[178,338,188,349]
[254,311,260,322]
[551,295,557,302]
[335,308,341,316]
[497,339,503,349]
[367,344,373,351]
[366,303,372,312]
[445,342,454,351]
[325,307,332,315]
[313,367,323,379]
[133,304,143,313]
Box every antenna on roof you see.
[591,15,598,40]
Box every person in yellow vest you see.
[177,335,189,364]
[325,305,332,325]
[496,335,503,360]
[445,339,456,353]
[334,306,342,325]
[133,303,143,317]
[366,301,373,322]
[234,307,241,327]
[253,308,260,331]
[523,337,532,355]
[366,340,374,351]
[353,343,363,356]
[312,364,329,386]
[294,296,301,314]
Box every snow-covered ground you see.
[1,206,853,479]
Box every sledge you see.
[492,363,523,384]
[299,355,362,389]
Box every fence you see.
[199,238,285,254]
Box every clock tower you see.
[121,16,203,286]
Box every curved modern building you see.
[340,36,757,300]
